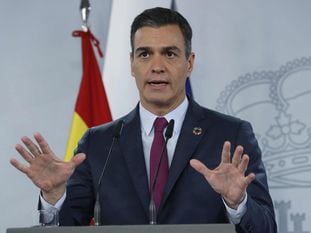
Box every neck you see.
[141,96,186,116]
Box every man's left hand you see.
[190,141,255,209]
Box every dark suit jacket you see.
[59,99,276,233]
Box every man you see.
[11,7,277,233]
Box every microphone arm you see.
[94,120,124,226]
[149,119,175,225]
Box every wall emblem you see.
[215,57,311,232]
[216,57,311,188]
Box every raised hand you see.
[190,141,255,209]
[10,132,86,205]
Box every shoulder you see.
[187,99,256,143]
[87,104,139,138]
[75,109,136,154]
[190,99,249,127]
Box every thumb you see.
[71,153,86,167]
[190,159,211,177]
[245,172,256,185]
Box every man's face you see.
[131,25,195,115]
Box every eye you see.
[166,51,176,58]
[138,51,149,59]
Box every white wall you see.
[0,1,112,231]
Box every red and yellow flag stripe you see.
[65,30,112,161]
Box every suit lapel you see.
[160,100,211,210]
[118,100,212,215]
[119,105,150,217]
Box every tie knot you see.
[154,117,168,133]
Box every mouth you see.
[147,80,169,86]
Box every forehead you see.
[133,25,185,50]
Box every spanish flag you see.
[65,30,112,161]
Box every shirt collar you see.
[139,97,189,136]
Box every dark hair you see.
[130,7,192,58]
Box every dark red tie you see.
[150,117,169,210]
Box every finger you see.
[10,158,29,174]
[221,141,231,163]
[15,144,34,163]
[21,136,41,157]
[190,159,211,178]
[34,132,53,155]
[238,154,250,173]
[232,145,244,167]
[71,153,86,168]
[245,173,256,185]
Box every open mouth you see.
[148,81,169,86]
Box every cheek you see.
[133,75,145,91]
[172,66,189,84]
[132,63,148,77]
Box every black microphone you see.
[149,119,174,225]
[94,120,124,226]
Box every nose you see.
[151,55,165,74]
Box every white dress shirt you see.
[140,97,188,182]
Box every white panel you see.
[103,0,169,119]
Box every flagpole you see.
[80,0,91,32]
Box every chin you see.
[146,97,171,107]
[151,99,169,106]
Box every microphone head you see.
[113,120,124,139]
[165,119,175,139]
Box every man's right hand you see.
[10,132,86,205]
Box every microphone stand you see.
[93,120,124,226]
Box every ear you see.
[186,52,195,76]
[130,52,135,76]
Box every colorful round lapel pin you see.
[192,127,202,136]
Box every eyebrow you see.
[134,47,151,55]
[163,46,182,54]
[134,46,182,54]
